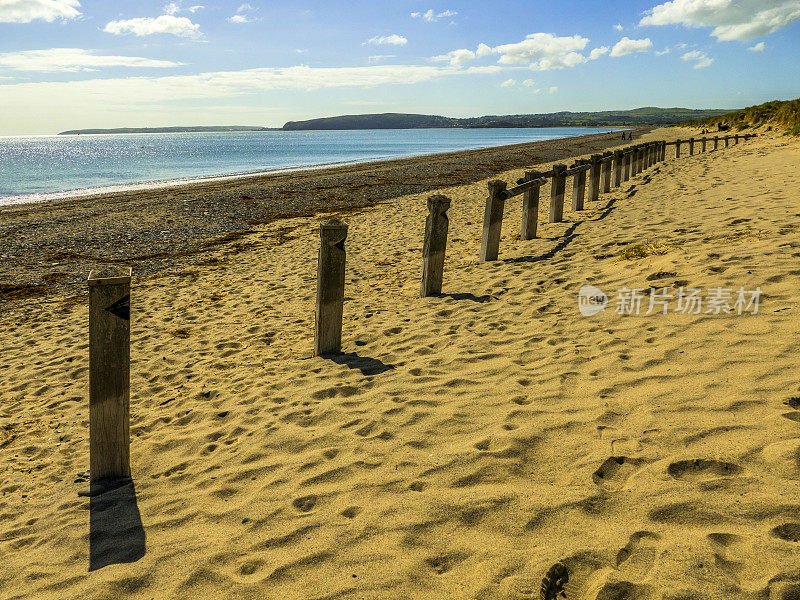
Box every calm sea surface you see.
[0,127,621,205]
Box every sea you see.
[0,127,622,206]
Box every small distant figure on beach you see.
[627,131,633,140]
[621,131,626,140]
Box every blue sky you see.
[0,0,798,134]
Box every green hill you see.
[282,108,733,130]
[683,97,800,135]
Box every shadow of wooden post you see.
[521,170,542,240]
[549,164,566,222]
[420,195,451,297]
[314,219,348,356]
[479,180,506,262]
[90,480,145,571]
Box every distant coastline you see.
[57,126,280,135]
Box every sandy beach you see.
[2,125,800,599]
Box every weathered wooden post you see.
[520,170,541,241]
[549,164,567,222]
[713,136,719,151]
[622,148,632,182]
[701,137,707,153]
[647,143,654,168]
[89,267,132,484]
[588,154,602,201]
[689,138,695,156]
[724,135,730,148]
[734,134,739,145]
[675,140,681,158]
[572,162,587,211]
[479,180,506,262]
[314,219,348,355]
[601,153,612,193]
[661,140,667,161]
[612,150,623,187]
[420,195,451,297]
[636,145,644,174]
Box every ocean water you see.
[0,127,622,205]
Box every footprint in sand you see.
[667,458,744,482]
[706,532,745,577]
[616,531,660,580]
[771,523,800,543]
[592,456,646,488]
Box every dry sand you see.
[1,126,800,599]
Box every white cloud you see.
[492,33,590,70]
[640,0,800,41]
[431,48,475,67]
[748,41,766,51]
[548,86,558,94]
[0,48,182,72]
[521,79,535,86]
[0,0,80,23]
[590,46,609,59]
[682,50,714,68]
[411,9,457,22]
[500,78,516,87]
[655,47,671,55]
[475,43,492,57]
[363,34,407,46]
[188,5,203,12]
[104,15,202,38]
[164,2,179,15]
[614,23,623,31]
[227,2,257,23]
[367,54,395,62]
[609,37,653,57]
[0,64,506,114]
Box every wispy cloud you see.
[609,37,653,57]
[0,48,183,72]
[227,3,258,23]
[682,50,714,68]
[500,78,516,87]
[614,24,623,31]
[549,86,558,94]
[411,9,457,22]
[367,55,396,62]
[640,0,800,41]
[590,46,609,59]
[0,0,80,23]
[748,41,766,51]
[363,34,407,46]
[104,14,202,38]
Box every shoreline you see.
[1,126,627,207]
[0,127,652,303]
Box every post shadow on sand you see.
[437,292,495,303]
[89,479,146,571]
[325,352,395,376]
[503,222,582,264]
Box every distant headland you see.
[58,107,734,135]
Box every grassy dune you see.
[685,97,800,135]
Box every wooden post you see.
[314,219,348,356]
[622,149,631,182]
[661,141,667,161]
[646,143,653,168]
[549,164,567,222]
[479,180,506,262]
[689,138,695,156]
[701,137,707,153]
[571,162,587,211]
[89,267,132,483]
[735,134,739,145]
[675,140,681,158]
[420,195,451,297]
[725,135,730,148]
[636,145,644,174]
[520,170,541,240]
[588,154,602,201]
[612,150,623,187]
[601,152,612,193]
[713,136,718,151]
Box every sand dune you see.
[1,127,800,599]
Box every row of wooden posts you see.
[86,132,755,485]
